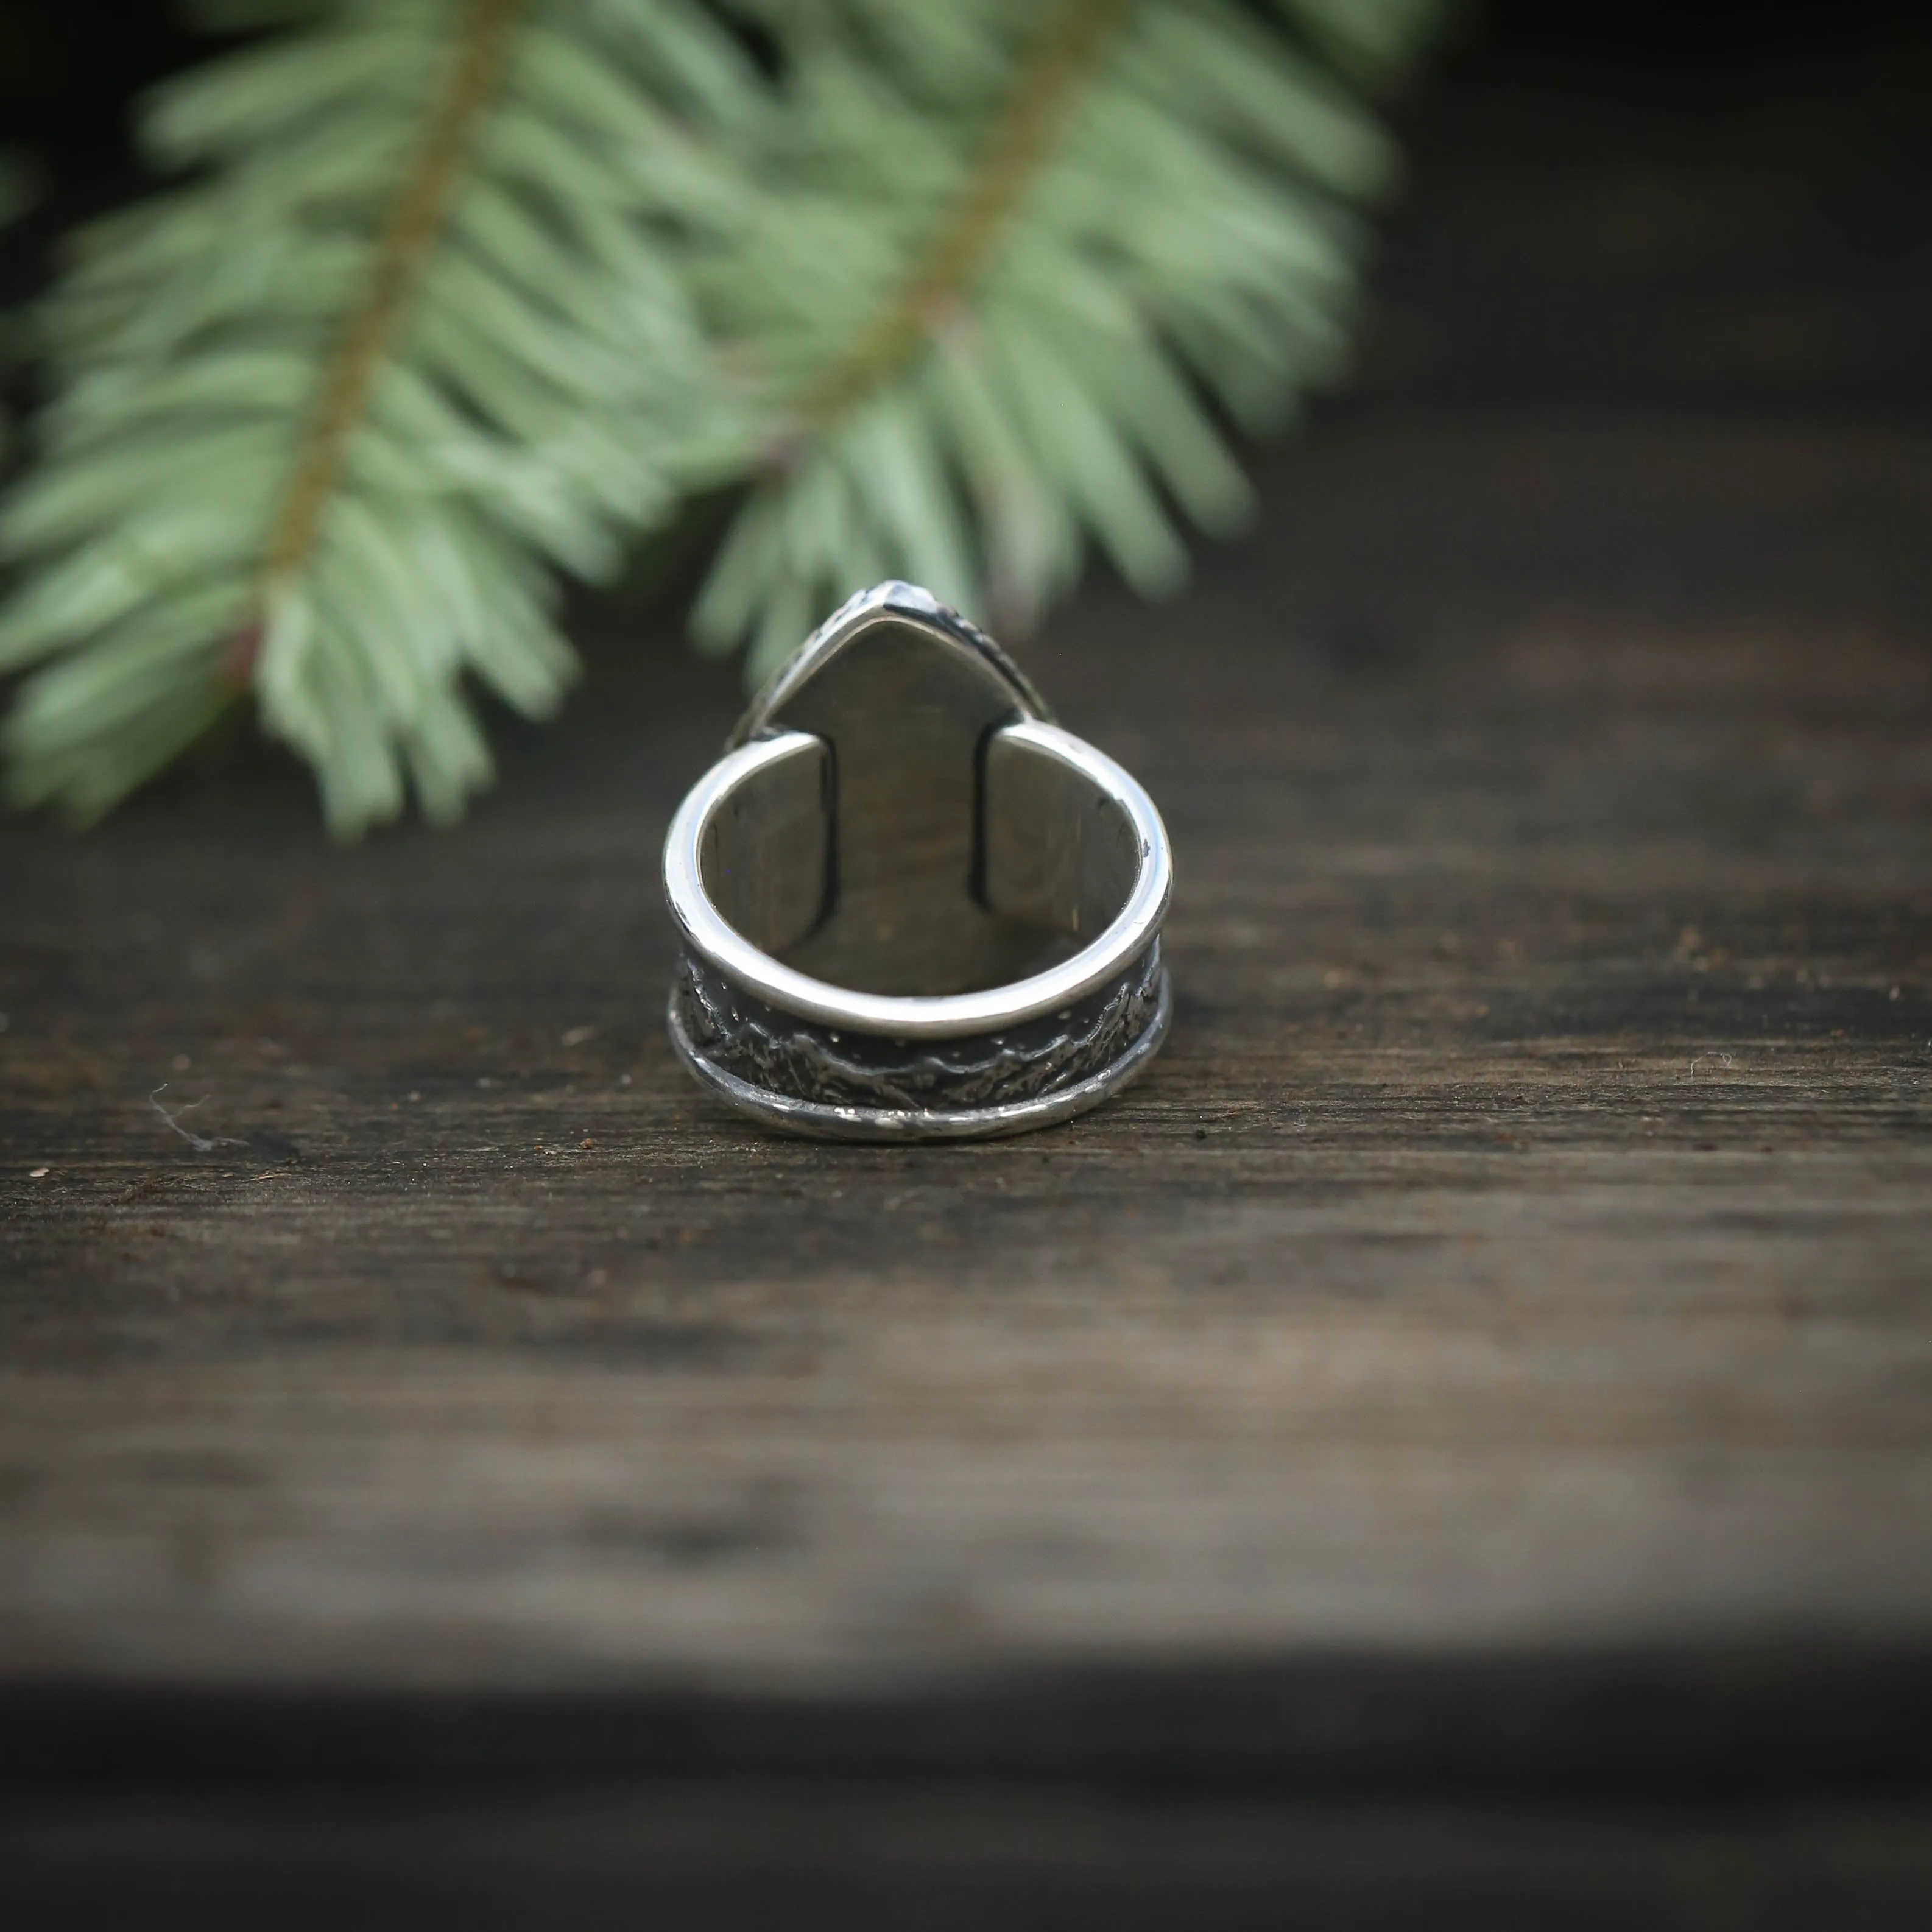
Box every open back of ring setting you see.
[661,583,1174,1141]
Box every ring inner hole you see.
[701,731,1140,998]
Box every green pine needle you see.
[685,0,1436,680]
[1,0,757,834]
[0,0,1439,832]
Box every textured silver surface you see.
[667,959,1172,1141]
[675,938,1164,1109]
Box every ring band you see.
[662,583,1174,1140]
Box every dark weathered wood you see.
[6,1782,1932,1932]
[1,29,1930,1895]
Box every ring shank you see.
[663,719,1171,1040]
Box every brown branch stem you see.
[258,0,524,594]
[799,0,1131,425]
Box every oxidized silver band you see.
[661,583,1173,1140]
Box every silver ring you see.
[661,583,1174,1140]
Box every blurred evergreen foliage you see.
[0,0,1440,834]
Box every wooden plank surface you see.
[2,16,1930,1797]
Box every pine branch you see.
[0,0,1439,830]
[689,0,1440,677]
[0,0,756,833]
[261,0,524,591]
[799,0,1129,425]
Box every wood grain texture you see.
[1,19,1930,1807]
